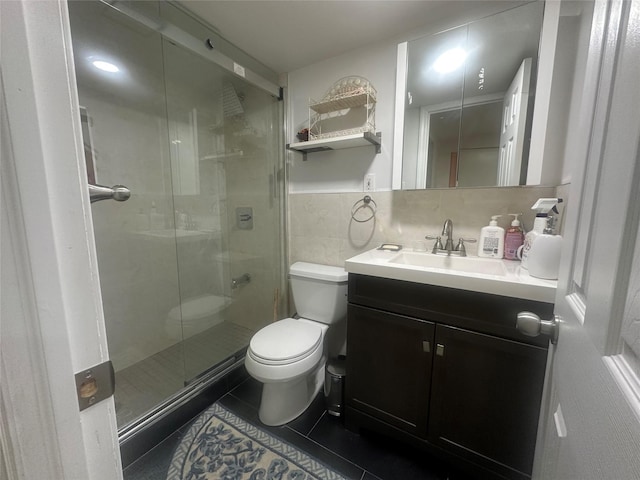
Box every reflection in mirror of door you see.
[397,2,544,189]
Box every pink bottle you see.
[504,213,524,260]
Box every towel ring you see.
[351,195,377,223]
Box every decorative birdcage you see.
[307,76,377,141]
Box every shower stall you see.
[67,0,286,432]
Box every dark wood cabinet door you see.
[428,324,547,479]
[346,304,435,437]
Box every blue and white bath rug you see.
[167,402,347,480]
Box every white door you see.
[498,58,532,186]
[533,1,640,478]
[1,1,121,479]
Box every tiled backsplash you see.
[289,185,566,268]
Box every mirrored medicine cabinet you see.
[393,2,546,190]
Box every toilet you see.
[245,262,348,426]
[165,294,231,341]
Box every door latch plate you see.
[75,360,115,411]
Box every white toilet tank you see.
[289,262,348,325]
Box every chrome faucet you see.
[426,219,477,257]
[442,219,454,254]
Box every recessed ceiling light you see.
[92,60,120,73]
[433,48,467,74]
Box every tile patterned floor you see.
[123,376,474,480]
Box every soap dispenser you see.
[528,216,563,280]
[478,215,505,258]
[505,213,524,260]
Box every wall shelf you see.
[309,91,375,114]
[290,76,380,160]
[287,131,381,160]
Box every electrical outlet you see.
[364,173,376,192]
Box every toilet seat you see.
[245,318,328,383]
[168,294,230,323]
[249,318,322,365]
[165,294,230,341]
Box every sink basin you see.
[344,247,557,303]
[390,251,507,276]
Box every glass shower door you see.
[68,1,187,427]
[68,0,284,430]
[162,39,284,383]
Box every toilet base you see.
[258,360,325,426]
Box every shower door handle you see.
[89,184,131,203]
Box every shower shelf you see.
[200,151,244,162]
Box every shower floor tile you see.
[115,321,253,427]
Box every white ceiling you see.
[178,1,530,74]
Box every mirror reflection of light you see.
[433,48,467,74]
[92,60,120,73]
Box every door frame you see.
[1,1,121,479]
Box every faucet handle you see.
[455,238,477,256]
[425,235,444,251]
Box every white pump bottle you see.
[478,215,505,258]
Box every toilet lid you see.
[249,318,322,364]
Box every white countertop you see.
[345,248,557,303]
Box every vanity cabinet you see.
[347,304,434,437]
[345,274,553,480]
[428,324,547,478]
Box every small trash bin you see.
[324,358,346,418]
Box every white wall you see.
[560,1,596,183]
[287,41,397,192]
[537,10,581,185]
[527,0,594,186]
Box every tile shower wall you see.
[83,96,182,372]
[167,79,283,336]
[289,186,562,268]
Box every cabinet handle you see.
[436,344,445,356]
[422,341,431,353]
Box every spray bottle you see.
[517,198,563,269]
[528,215,563,279]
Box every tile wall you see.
[289,185,566,268]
